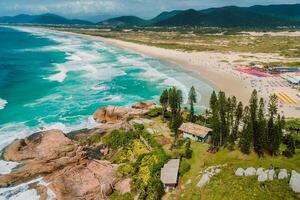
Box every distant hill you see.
[98,16,147,26]
[0,13,93,25]
[99,3,300,27]
[247,4,300,22]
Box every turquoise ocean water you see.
[0,27,213,191]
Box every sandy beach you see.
[74,34,298,118]
[36,27,300,117]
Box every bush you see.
[104,129,138,149]
[88,133,102,144]
[117,164,135,178]
[133,123,145,131]
[146,108,162,118]
[179,159,191,175]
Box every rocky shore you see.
[0,101,157,200]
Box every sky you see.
[0,0,299,22]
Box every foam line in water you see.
[0,98,7,110]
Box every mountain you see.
[99,3,300,27]
[0,13,93,25]
[153,6,297,27]
[149,10,182,24]
[98,16,147,26]
[247,4,300,22]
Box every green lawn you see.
[175,142,300,200]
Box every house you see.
[160,159,180,191]
[179,122,212,142]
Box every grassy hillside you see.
[174,143,300,200]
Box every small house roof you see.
[160,159,180,185]
[179,122,212,138]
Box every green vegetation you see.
[103,125,170,199]
[178,143,300,200]
[209,90,289,157]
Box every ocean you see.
[0,26,213,198]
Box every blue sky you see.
[0,0,299,21]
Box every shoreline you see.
[12,26,300,117]
[74,32,300,117]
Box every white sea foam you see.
[0,177,55,200]
[0,98,7,110]
[0,160,19,175]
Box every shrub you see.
[117,164,135,178]
[146,108,162,118]
[104,129,138,149]
[88,133,102,144]
[179,159,191,175]
[133,123,145,131]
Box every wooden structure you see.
[179,122,212,142]
[160,159,180,191]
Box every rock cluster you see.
[93,105,149,124]
[0,130,130,199]
[235,167,300,193]
[196,164,226,188]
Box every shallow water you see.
[0,26,214,151]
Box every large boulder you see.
[258,171,268,182]
[289,170,300,193]
[278,169,288,180]
[256,168,264,176]
[244,167,256,176]
[196,174,210,188]
[268,169,276,181]
[0,130,128,199]
[114,178,131,194]
[235,168,244,176]
[93,106,147,124]
[3,130,72,161]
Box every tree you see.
[239,106,252,154]
[159,89,169,119]
[267,94,280,156]
[210,91,218,112]
[218,91,229,146]
[283,134,296,157]
[230,101,243,143]
[168,87,183,116]
[171,112,183,138]
[256,98,267,157]
[188,86,197,122]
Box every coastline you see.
[16,26,300,117]
[77,33,300,117]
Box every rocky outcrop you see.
[0,129,128,199]
[93,105,148,124]
[131,101,158,110]
[114,178,131,194]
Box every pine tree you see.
[218,91,229,146]
[209,91,220,146]
[256,98,267,157]
[188,86,197,122]
[249,90,260,154]
[171,112,183,138]
[230,101,243,143]
[159,89,169,119]
[267,94,279,156]
[283,134,296,157]
[239,106,252,154]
